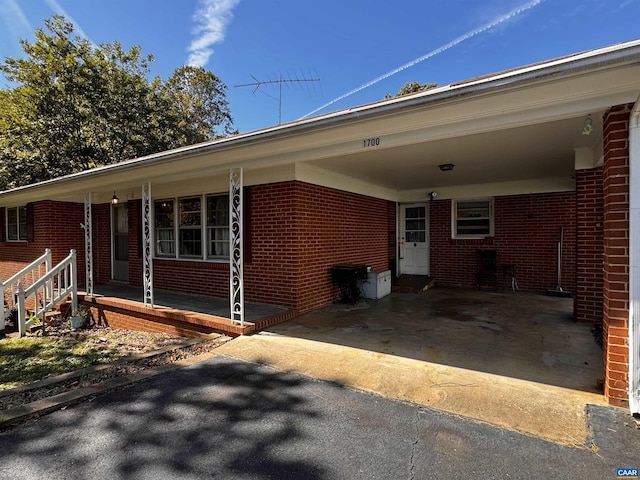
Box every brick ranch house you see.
[1,40,639,413]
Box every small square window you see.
[6,206,27,241]
[452,199,494,238]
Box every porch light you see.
[439,163,455,172]
[111,191,119,205]
[582,115,593,136]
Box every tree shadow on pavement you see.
[0,356,328,479]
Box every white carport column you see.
[629,96,640,415]
[142,182,154,307]
[229,168,244,326]
[83,193,94,296]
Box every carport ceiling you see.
[307,113,603,190]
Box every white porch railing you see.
[16,249,78,336]
[1,249,52,332]
[4,250,78,337]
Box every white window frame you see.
[6,206,27,242]
[178,196,203,259]
[152,193,230,262]
[452,198,494,239]
[154,199,176,258]
[206,194,231,260]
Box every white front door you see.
[112,204,129,282]
[400,204,429,275]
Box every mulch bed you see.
[0,317,232,412]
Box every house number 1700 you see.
[362,137,380,148]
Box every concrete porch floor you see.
[213,287,608,446]
[91,284,290,322]
[80,284,295,336]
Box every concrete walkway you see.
[212,288,608,447]
[213,334,605,446]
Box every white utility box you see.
[360,269,392,300]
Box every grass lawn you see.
[0,336,125,390]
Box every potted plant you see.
[69,308,88,330]
[6,307,18,326]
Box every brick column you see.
[575,167,604,324]
[602,104,632,407]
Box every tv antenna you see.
[235,72,320,125]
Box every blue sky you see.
[1,0,639,133]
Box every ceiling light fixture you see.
[582,115,593,136]
[111,191,119,205]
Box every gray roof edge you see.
[2,39,640,198]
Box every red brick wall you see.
[602,104,631,407]
[150,183,298,307]
[576,168,604,324]
[388,202,397,275]
[244,183,298,307]
[91,201,141,286]
[82,299,211,338]
[293,182,394,312]
[154,259,230,297]
[93,203,112,284]
[0,201,86,291]
[150,181,395,312]
[429,192,576,292]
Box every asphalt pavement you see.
[0,355,638,480]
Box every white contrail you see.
[188,0,241,67]
[0,0,33,41]
[44,0,95,45]
[301,0,546,119]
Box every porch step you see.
[27,305,63,322]
[252,309,299,331]
[79,295,257,337]
[44,310,62,322]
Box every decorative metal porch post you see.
[230,168,244,326]
[142,182,154,307]
[83,193,94,296]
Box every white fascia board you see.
[302,39,640,123]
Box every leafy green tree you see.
[385,81,438,99]
[162,65,237,144]
[0,16,235,190]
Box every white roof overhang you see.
[2,40,640,205]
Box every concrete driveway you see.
[214,287,607,446]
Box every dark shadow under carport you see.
[263,286,603,394]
